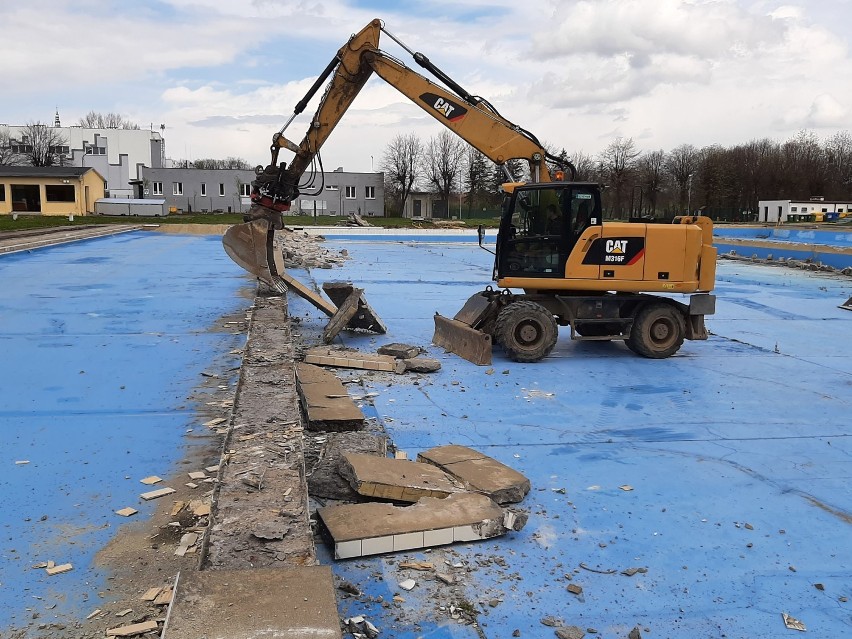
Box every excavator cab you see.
[495,183,602,281]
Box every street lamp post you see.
[687,172,694,215]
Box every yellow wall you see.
[0,170,106,216]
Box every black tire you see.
[627,303,685,359]
[494,301,558,362]
[575,322,621,337]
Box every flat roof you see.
[0,166,97,178]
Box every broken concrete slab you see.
[377,343,421,359]
[322,285,365,343]
[140,486,176,501]
[106,620,159,637]
[279,271,337,316]
[322,281,387,334]
[417,445,531,504]
[317,492,526,559]
[399,357,441,373]
[340,453,461,502]
[295,363,364,432]
[307,431,388,501]
[163,567,342,639]
[303,347,397,373]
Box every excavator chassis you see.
[433,289,715,365]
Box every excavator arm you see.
[224,19,560,288]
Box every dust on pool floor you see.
[0,230,249,634]
[291,237,852,639]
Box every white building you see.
[757,198,852,223]
[1,117,165,198]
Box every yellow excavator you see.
[223,19,717,365]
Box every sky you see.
[1,0,850,173]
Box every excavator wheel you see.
[626,303,685,359]
[494,301,558,363]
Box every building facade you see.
[139,167,255,213]
[291,170,385,217]
[1,123,164,199]
[0,166,106,216]
[758,198,852,223]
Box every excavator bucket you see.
[222,217,287,293]
[222,213,386,339]
[432,292,496,366]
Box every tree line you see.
[381,129,852,220]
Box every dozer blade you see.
[433,313,493,366]
[222,217,286,293]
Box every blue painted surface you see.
[0,232,248,629]
[293,239,852,638]
[714,226,852,248]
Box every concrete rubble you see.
[317,492,527,559]
[417,444,532,504]
[304,345,441,374]
[339,452,463,502]
[295,362,365,431]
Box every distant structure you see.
[758,197,852,223]
[1,112,164,198]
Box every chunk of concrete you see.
[340,453,461,502]
[377,343,421,359]
[417,444,531,504]
[401,357,441,373]
[163,567,342,639]
[322,281,387,334]
[303,347,397,373]
[307,432,388,500]
[295,363,364,431]
[317,492,525,559]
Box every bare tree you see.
[424,131,466,216]
[78,111,140,129]
[380,133,423,217]
[638,149,666,216]
[664,144,700,213]
[0,128,18,165]
[825,130,852,198]
[569,150,598,181]
[599,137,640,217]
[192,157,251,170]
[21,121,68,166]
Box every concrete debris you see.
[317,492,526,559]
[396,357,442,373]
[307,431,388,500]
[398,561,433,571]
[541,616,564,627]
[115,507,138,517]
[174,532,198,557]
[621,567,648,577]
[323,281,387,336]
[252,522,290,541]
[344,615,380,638]
[106,620,159,637]
[782,613,806,631]
[296,362,365,432]
[86,609,102,620]
[140,475,162,485]
[140,487,176,501]
[417,444,531,504]
[141,587,162,601]
[399,579,417,591]
[555,627,586,639]
[436,572,454,585]
[45,563,73,576]
[567,584,583,595]
[338,581,361,596]
[304,347,398,373]
[339,452,462,502]
[153,588,173,606]
[627,627,642,639]
[377,343,422,359]
[278,228,349,269]
[115,608,133,617]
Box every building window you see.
[173,182,183,195]
[365,185,376,199]
[0,184,5,201]
[11,144,33,154]
[49,145,70,155]
[152,181,163,195]
[345,186,356,199]
[45,185,76,202]
[84,145,106,155]
[219,183,225,196]
[791,206,797,212]
[200,183,207,197]
[239,183,251,197]
[326,184,338,191]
